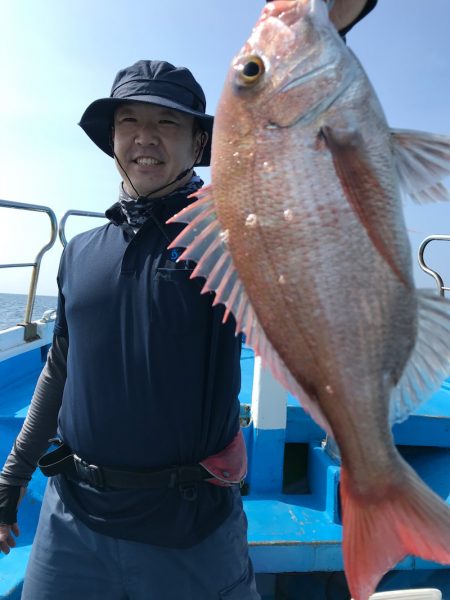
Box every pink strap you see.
[200,429,247,487]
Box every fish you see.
[167,1,450,598]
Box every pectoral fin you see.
[321,125,410,287]
[391,128,450,203]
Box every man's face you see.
[112,102,204,198]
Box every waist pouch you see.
[200,429,247,487]
[37,429,247,490]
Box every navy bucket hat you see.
[79,60,213,167]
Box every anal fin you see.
[389,289,450,425]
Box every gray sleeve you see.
[0,334,68,487]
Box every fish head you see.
[214,0,356,147]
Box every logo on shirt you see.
[170,249,181,262]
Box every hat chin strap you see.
[112,133,206,201]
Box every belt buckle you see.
[177,466,200,501]
[73,454,104,488]
[178,482,198,501]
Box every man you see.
[0,3,377,599]
[2,59,255,599]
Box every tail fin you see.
[340,462,450,600]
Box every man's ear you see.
[195,130,208,164]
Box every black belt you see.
[38,443,211,491]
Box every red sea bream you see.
[168,1,450,598]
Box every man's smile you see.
[134,156,164,166]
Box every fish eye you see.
[236,55,265,86]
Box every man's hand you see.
[328,0,369,32]
[0,485,26,554]
[265,1,376,35]
[0,522,21,555]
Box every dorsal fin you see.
[168,186,332,435]
[391,128,450,203]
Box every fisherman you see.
[0,2,377,599]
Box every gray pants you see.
[21,478,260,600]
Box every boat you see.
[0,198,449,599]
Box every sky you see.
[0,0,449,298]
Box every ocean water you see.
[0,293,57,331]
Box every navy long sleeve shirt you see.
[53,193,242,547]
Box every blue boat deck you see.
[1,338,450,598]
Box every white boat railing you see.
[58,209,105,248]
[2,197,448,341]
[418,235,450,296]
[0,199,57,340]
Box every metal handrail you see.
[0,199,58,327]
[59,209,105,248]
[418,235,450,297]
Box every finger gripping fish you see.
[168,1,450,598]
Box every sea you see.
[0,293,57,331]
